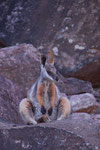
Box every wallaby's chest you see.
[42,81,51,108]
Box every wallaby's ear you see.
[47,50,54,65]
[40,54,47,67]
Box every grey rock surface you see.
[0,75,22,123]
[69,93,100,113]
[0,44,40,98]
[0,113,99,150]
[93,88,100,102]
[0,0,100,87]
[39,113,100,150]
[56,77,94,96]
[0,122,93,150]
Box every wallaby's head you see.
[40,50,58,81]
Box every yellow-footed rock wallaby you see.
[19,50,71,124]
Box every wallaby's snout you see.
[46,65,58,81]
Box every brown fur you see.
[57,97,71,120]
[49,82,55,107]
[48,50,54,64]
[19,98,37,124]
[37,81,56,108]
[36,83,44,107]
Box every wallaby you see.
[19,50,71,124]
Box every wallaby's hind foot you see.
[19,98,37,125]
[37,114,51,123]
[57,97,71,121]
[27,120,37,125]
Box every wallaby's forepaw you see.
[33,120,37,125]
[48,107,53,116]
[41,106,46,114]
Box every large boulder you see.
[0,113,100,150]
[0,0,100,87]
[0,0,75,46]
[42,113,100,150]
[0,44,40,98]
[52,0,100,87]
[59,56,100,88]
[69,93,100,113]
[56,77,94,96]
[0,75,22,123]
[0,123,93,150]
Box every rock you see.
[42,113,100,150]
[0,113,100,150]
[94,108,100,114]
[0,44,40,98]
[0,40,6,48]
[69,93,100,113]
[0,75,22,123]
[0,0,100,87]
[64,57,100,88]
[0,44,94,99]
[55,48,100,88]
[0,118,16,129]
[56,77,94,96]
[0,123,93,150]
[93,88,100,103]
[94,114,100,120]
[52,0,100,87]
[0,0,75,46]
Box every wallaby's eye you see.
[55,76,59,81]
[47,71,54,78]
[47,71,52,76]
[41,55,46,66]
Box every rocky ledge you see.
[0,113,100,150]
